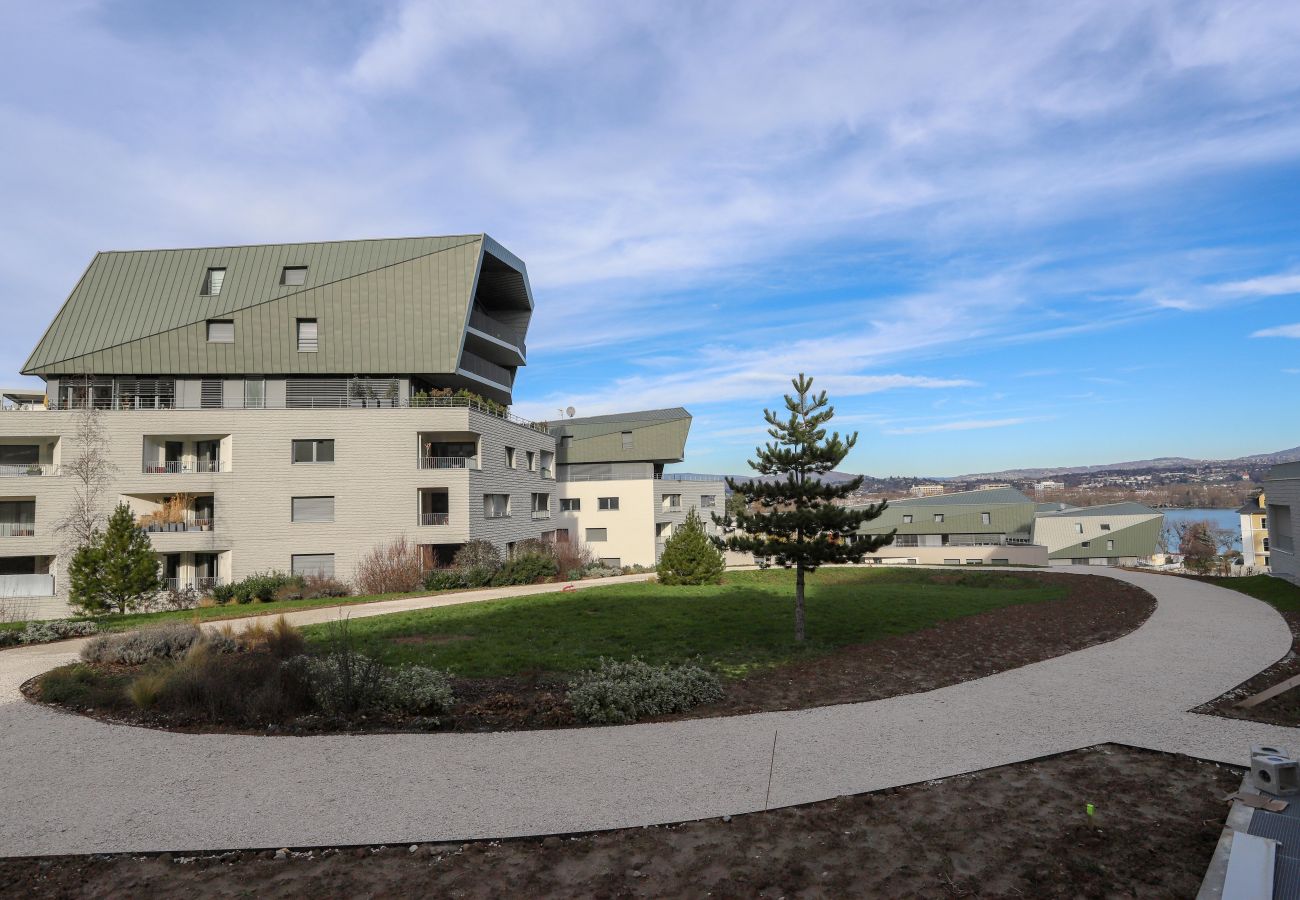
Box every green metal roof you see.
[1036,501,1160,518]
[22,234,532,401]
[551,408,693,465]
[857,489,1037,537]
[1267,461,1300,480]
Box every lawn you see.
[1198,574,1300,613]
[303,568,1069,678]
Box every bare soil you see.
[1195,609,1300,726]
[0,745,1237,899]
[25,573,1155,734]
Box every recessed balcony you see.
[465,306,527,366]
[0,500,36,537]
[142,436,227,475]
[0,438,60,477]
[419,488,450,527]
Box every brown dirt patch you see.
[0,745,1236,899]
[1195,609,1300,726]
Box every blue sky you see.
[1,1,1298,476]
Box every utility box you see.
[1251,755,1300,796]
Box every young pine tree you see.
[68,503,162,615]
[714,374,892,641]
[657,508,726,585]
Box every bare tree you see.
[1210,525,1241,576]
[54,376,117,551]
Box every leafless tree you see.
[1210,525,1241,576]
[54,376,117,551]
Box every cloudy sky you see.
[2,1,1298,475]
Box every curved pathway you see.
[1,567,1297,857]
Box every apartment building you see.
[550,408,726,569]
[851,487,1164,567]
[0,235,561,617]
[908,483,946,497]
[1266,463,1299,585]
[1238,492,1270,571]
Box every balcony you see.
[0,573,55,598]
[0,522,35,538]
[419,512,451,526]
[0,463,57,477]
[143,516,215,534]
[162,577,223,593]
[144,460,221,475]
[457,350,514,395]
[531,510,551,520]
[418,456,478,470]
[465,306,527,367]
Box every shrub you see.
[452,540,503,575]
[0,630,17,648]
[657,509,725,586]
[567,657,724,725]
[16,619,100,645]
[554,540,594,578]
[159,586,200,611]
[132,646,313,725]
[80,623,236,665]
[127,673,168,709]
[423,569,464,591]
[384,665,455,715]
[285,652,391,717]
[460,565,497,588]
[491,553,559,586]
[232,571,301,603]
[210,583,237,605]
[304,575,352,598]
[38,663,132,708]
[355,535,424,595]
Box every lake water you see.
[1159,508,1241,550]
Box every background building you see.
[1266,463,1298,585]
[1238,492,1270,571]
[1031,501,1164,567]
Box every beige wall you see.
[0,405,556,617]
[554,478,656,568]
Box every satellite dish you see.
[566,406,575,418]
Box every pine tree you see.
[714,374,893,641]
[657,508,726,585]
[68,503,162,615]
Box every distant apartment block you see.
[852,487,1164,567]
[909,483,946,498]
[1266,463,1299,585]
[1238,492,1270,571]
[0,235,716,617]
[1034,480,1065,493]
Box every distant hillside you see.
[723,471,865,486]
[953,446,1300,481]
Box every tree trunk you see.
[794,563,806,642]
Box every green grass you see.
[1198,574,1300,613]
[303,568,1067,678]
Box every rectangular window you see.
[244,378,265,409]
[1081,541,1091,548]
[1075,523,1084,534]
[202,267,226,296]
[291,553,334,579]
[206,320,234,343]
[1100,523,1111,531]
[526,450,536,471]
[291,496,335,523]
[1106,539,1115,551]
[532,493,550,513]
[297,318,318,352]
[701,495,717,508]
[934,514,944,523]
[944,558,960,566]
[560,498,581,512]
[902,514,913,524]
[663,494,681,509]
[483,494,510,518]
[281,266,308,286]
[621,431,634,450]
[505,447,516,468]
[292,439,334,463]
[980,512,991,525]
[598,496,619,511]
[586,528,608,542]
[560,435,573,449]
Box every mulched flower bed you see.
[1194,608,1300,726]
[0,744,1236,899]
[25,572,1154,735]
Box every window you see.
[1264,538,1271,552]
[560,498,581,512]
[1075,523,1084,534]
[621,431,634,450]
[663,494,681,509]
[894,534,919,547]
[598,496,619,511]
[980,512,991,525]
[656,522,673,538]
[206,320,234,343]
[483,494,510,518]
[902,514,913,524]
[701,495,717,508]
[944,558,960,566]
[297,318,318,352]
[1081,541,1091,548]
[599,557,621,569]
[532,493,550,513]
[1100,523,1111,531]
[586,527,608,542]
[933,514,944,523]
[291,553,334,578]
[1262,518,1267,529]
[560,435,573,449]
[505,447,516,468]
[291,496,335,523]
[554,528,571,542]
[281,266,307,286]
[202,267,226,296]
[526,450,536,471]
[1106,539,1115,551]
[244,378,265,409]
[292,439,334,463]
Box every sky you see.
[1,1,1298,477]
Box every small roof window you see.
[202,267,226,296]
[281,266,308,286]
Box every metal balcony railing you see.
[531,509,551,519]
[143,517,215,533]
[0,463,57,477]
[458,351,513,388]
[143,460,221,474]
[163,577,223,593]
[468,307,526,352]
[0,522,35,537]
[0,573,55,597]
[418,456,478,470]
[419,513,450,526]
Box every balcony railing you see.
[163,577,222,593]
[532,509,551,519]
[468,307,527,352]
[418,456,478,470]
[0,522,36,537]
[144,460,221,474]
[541,467,552,479]
[558,472,728,483]
[0,463,57,477]
[419,512,450,526]
[0,573,55,598]
[143,517,215,533]
[458,351,513,388]
[484,510,510,520]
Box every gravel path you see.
[1,567,1295,857]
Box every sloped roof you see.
[1268,461,1300,480]
[550,408,692,465]
[886,486,1033,508]
[22,235,529,385]
[1035,501,1161,518]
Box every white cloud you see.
[883,416,1048,436]
[1252,323,1300,338]
[1220,273,1300,297]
